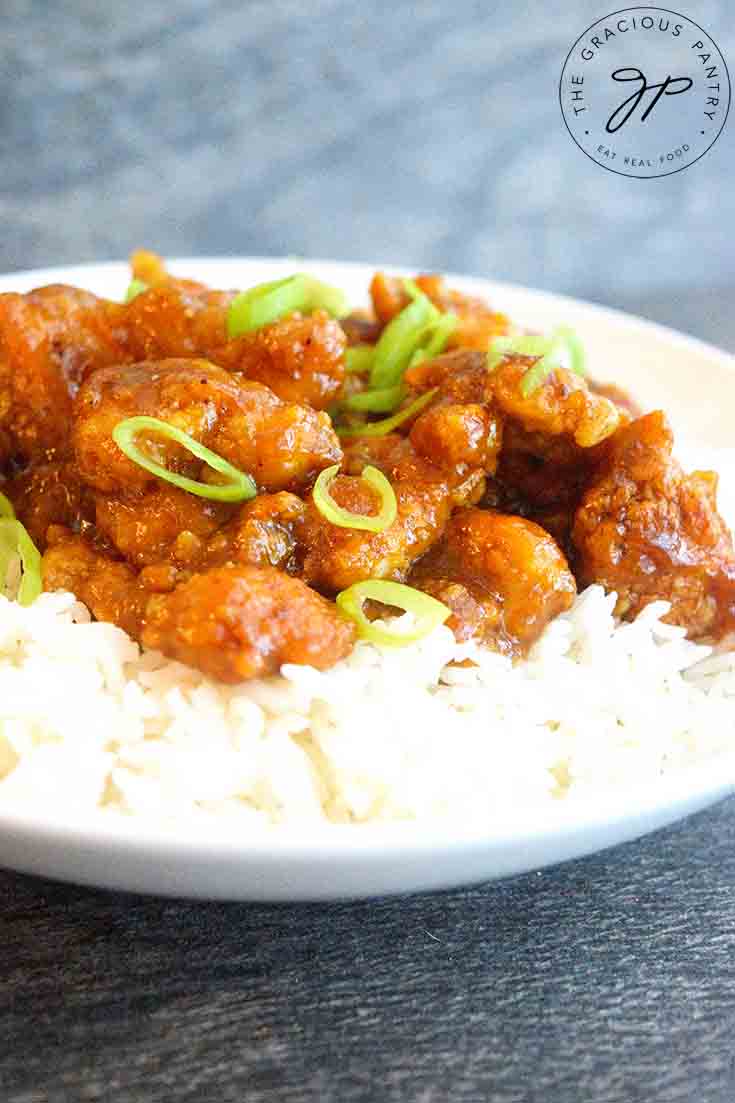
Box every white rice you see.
[0,582,733,830]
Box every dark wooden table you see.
[2,798,735,1103]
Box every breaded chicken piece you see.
[142,565,356,682]
[406,350,621,449]
[410,509,577,656]
[44,533,355,682]
[4,459,96,550]
[212,310,346,410]
[94,484,233,569]
[298,436,486,593]
[203,492,306,573]
[73,359,342,495]
[0,285,127,461]
[572,411,735,640]
[126,278,345,409]
[42,530,149,639]
[369,272,510,349]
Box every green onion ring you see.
[227,273,351,337]
[313,464,397,533]
[0,519,42,606]
[335,388,438,438]
[112,416,257,502]
[124,279,149,303]
[336,579,450,647]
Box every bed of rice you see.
[0,581,733,830]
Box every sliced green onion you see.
[487,328,587,396]
[554,325,587,376]
[124,279,149,303]
[343,384,405,414]
[487,335,555,373]
[0,519,41,606]
[336,579,450,647]
[369,282,439,389]
[335,388,438,438]
[112,416,257,502]
[408,311,459,369]
[304,276,351,319]
[227,276,308,337]
[519,358,556,398]
[227,273,350,337]
[345,346,375,374]
[0,492,16,520]
[313,464,397,533]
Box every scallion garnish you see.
[343,384,406,414]
[226,274,351,338]
[369,283,440,389]
[554,325,586,377]
[486,335,555,373]
[0,492,16,520]
[336,579,450,647]
[124,279,149,304]
[408,311,459,369]
[112,416,258,502]
[345,346,375,374]
[335,388,438,438]
[487,327,587,397]
[312,464,397,533]
[0,519,42,606]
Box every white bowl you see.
[0,257,733,901]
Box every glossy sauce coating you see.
[1,257,732,683]
[411,509,577,656]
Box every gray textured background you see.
[1,0,733,331]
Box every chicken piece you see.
[489,355,622,449]
[212,310,346,410]
[123,282,234,361]
[410,509,577,656]
[94,484,234,569]
[410,402,502,477]
[407,349,622,450]
[3,460,96,550]
[298,469,452,593]
[405,349,488,405]
[44,530,356,682]
[299,436,485,593]
[126,275,346,410]
[204,492,306,572]
[572,411,735,640]
[486,422,601,555]
[142,565,356,683]
[42,530,148,639]
[73,358,342,495]
[370,272,510,349]
[0,285,127,462]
